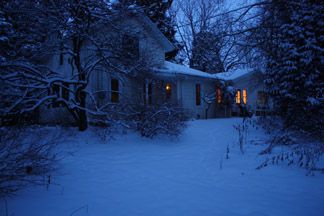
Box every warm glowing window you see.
[236,89,241,104]
[111,79,119,103]
[166,84,171,101]
[243,89,247,104]
[143,83,152,104]
[217,88,221,103]
[196,84,201,105]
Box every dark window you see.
[196,84,201,106]
[122,34,139,60]
[62,83,69,101]
[53,84,60,108]
[258,91,267,104]
[111,79,119,103]
[60,53,64,65]
[143,83,146,104]
[166,84,171,101]
[144,83,153,104]
[148,83,152,104]
[59,42,64,65]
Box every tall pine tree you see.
[263,0,324,136]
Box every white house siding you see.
[118,16,166,67]
[180,77,217,119]
[231,73,266,115]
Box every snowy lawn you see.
[2,118,324,216]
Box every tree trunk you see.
[205,103,210,120]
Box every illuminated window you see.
[196,84,201,105]
[111,79,119,103]
[217,88,221,103]
[243,89,247,104]
[166,84,171,101]
[258,91,267,104]
[236,89,241,104]
[143,83,152,104]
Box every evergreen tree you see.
[263,0,324,137]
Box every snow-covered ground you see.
[2,118,324,216]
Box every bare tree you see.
[0,127,66,197]
[170,0,271,71]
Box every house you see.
[38,12,265,124]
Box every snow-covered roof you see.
[158,61,220,79]
[158,61,254,81]
[214,68,254,81]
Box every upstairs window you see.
[166,84,171,101]
[122,34,139,60]
[111,79,119,103]
[196,84,201,106]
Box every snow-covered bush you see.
[0,126,64,197]
[233,117,251,154]
[256,116,324,175]
[131,103,189,138]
